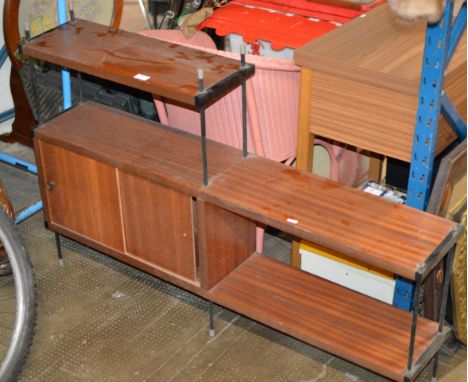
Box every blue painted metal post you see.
[441,93,467,140]
[394,2,466,312]
[0,153,37,174]
[15,201,43,224]
[448,2,467,62]
[58,0,72,110]
[406,0,453,211]
[0,45,8,67]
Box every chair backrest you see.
[139,29,301,163]
[140,29,367,183]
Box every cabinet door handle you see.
[46,181,56,191]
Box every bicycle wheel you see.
[0,208,36,382]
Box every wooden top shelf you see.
[34,102,243,195]
[23,19,254,107]
[201,156,459,280]
[209,253,450,382]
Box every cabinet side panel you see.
[119,171,196,281]
[197,200,256,290]
[38,141,124,251]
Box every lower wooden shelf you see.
[209,253,450,382]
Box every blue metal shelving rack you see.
[393,1,467,311]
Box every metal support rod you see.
[437,247,454,331]
[77,72,83,104]
[430,248,454,381]
[15,200,43,225]
[69,0,76,23]
[0,153,38,174]
[441,93,467,140]
[209,301,215,337]
[0,45,8,68]
[55,233,63,266]
[432,352,440,382]
[58,0,72,111]
[138,0,154,29]
[240,44,247,158]
[198,68,208,186]
[447,2,467,63]
[407,273,423,371]
[0,109,15,124]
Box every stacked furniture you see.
[24,19,462,381]
[292,1,466,310]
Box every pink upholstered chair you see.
[139,30,300,164]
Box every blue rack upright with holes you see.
[394,1,467,312]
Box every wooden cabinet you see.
[36,140,124,252]
[34,101,245,292]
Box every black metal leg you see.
[209,301,215,337]
[240,45,247,158]
[437,248,454,330]
[198,69,208,186]
[432,352,440,382]
[55,233,63,265]
[407,273,423,371]
[77,72,83,104]
[430,248,454,381]
[200,106,208,186]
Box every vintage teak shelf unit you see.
[24,19,462,382]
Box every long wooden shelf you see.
[22,19,254,107]
[209,253,450,382]
[201,156,458,280]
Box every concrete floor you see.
[0,140,465,382]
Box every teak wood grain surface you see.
[209,253,446,382]
[35,141,124,252]
[294,2,466,162]
[119,172,197,281]
[22,19,252,107]
[197,201,256,289]
[34,102,243,196]
[201,156,457,280]
[34,100,459,381]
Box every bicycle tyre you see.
[0,208,36,382]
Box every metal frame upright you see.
[394,1,467,312]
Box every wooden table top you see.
[201,156,459,280]
[295,2,466,95]
[23,19,254,107]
